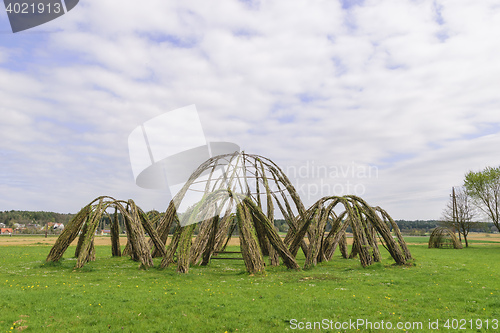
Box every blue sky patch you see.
[379,152,417,168]
[340,0,365,10]
[138,32,198,48]
[433,1,445,25]
[462,122,500,141]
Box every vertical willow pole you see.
[111,207,121,257]
[237,202,265,274]
[176,224,196,273]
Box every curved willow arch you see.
[292,195,412,268]
[46,196,164,269]
[428,227,463,249]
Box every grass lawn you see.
[1,237,499,332]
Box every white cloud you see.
[1,0,500,220]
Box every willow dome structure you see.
[47,152,412,273]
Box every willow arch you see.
[428,227,463,249]
[287,195,413,269]
[46,196,165,269]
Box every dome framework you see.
[47,152,413,273]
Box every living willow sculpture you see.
[47,152,412,273]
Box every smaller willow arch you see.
[46,196,165,269]
[288,195,413,269]
[428,227,463,249]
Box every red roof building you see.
[1,228,13,234]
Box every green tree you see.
[464,166,500,232]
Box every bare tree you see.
[441,187,478,247]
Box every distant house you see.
[101,229,111,236]
[1,228,13,235]
[53,223,64,230]
[0,223,5,228]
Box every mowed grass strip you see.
[0,240,499,332]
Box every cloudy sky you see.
[1,0,500,220]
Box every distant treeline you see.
[395,220,494,235]
[0,210,74,227]
[275,219,494,235]
[1,211,496,235]
[395,220,444,236]
[396,220,497,235]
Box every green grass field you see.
[1,238,500,332]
